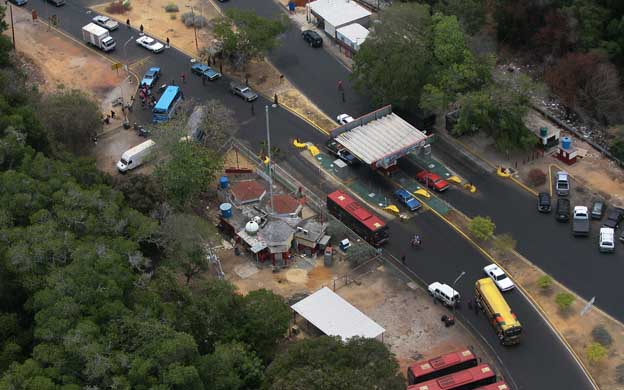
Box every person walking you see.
[180,73,186,84]
[401,255,406,265]
[139,24,144,35]
[166,37,170,48]
[126,19,130,28]
[110,110,116,119]
[337,79,343,91]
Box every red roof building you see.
[272,194,302,216]
[231,180,266,205]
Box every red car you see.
[416,170,450,192]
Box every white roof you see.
[291,287,384,341]
[335,112,428,166]
[309,0,371,28]
[336,23,369,43]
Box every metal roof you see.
[291,287,385,341]
[335,112,428,168]
[309,0,371,28]
[336,23,369,46]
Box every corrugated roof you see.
[309,0,371,28]
[335,112,427,167]
[291,287,385,341]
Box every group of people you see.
[139,83,157,109]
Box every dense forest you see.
[0,5,405,389]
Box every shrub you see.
[527,168,546,186]
[468,216,495,241]
[181,12,208,28]
[106,1,126,14]
[610,138,624,161]
[585,342,608,364]
[537,275,553,290]
[555,292,575,311]
[616,364,624,384]
[591,325,613,347]
[170,14,177,20]
[165,2,179,12]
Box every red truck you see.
[416,170,450,192]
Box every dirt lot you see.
[95,126,148,175]
[93,0,220,57]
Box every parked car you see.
[416,170,449,192]
[555,198,570,222]
[8,0,28,6]
[326,139,356,165]
[302,30,323,47]
[555,171,570,196]
[336,113,354,125]
[140,67,161,89]
[483,264,515,291]
[92,15,119,31]
[591,200,606,220]
[229,81,258,102]
[537,192,551,213]
[603,207,624,229]
[393,188,422,212]
[47,0,65,6]
[599,227,615,253]
[190,62,222,80]
[136,36,165,53]
[428,282,460,307]
[572,206,590,236]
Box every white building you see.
[336,23,370,53]
[308,0,372,39]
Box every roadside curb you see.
[425,205,600,390]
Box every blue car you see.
[394,189,422,211]
[9,0,28,5]
[191,62,222,80]
[140,67,161,89]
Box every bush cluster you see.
[181,12,208,28]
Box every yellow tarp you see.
[307,145,320,157]
[384,205,400,214]
[448,175,462,184]
[413,189,430,198]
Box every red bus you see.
[326,190,389,246]
[407,364,496,390]
[475,381,509,390]
[407,348,478,384]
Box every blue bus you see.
[152,86,183,123]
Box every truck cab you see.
[428,282,460,307]
[599,227,615,253]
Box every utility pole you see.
[451,271,466,321]
[265,105,274,214]
[187,4,199,52]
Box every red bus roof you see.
[408,348,476,379]
[327,190,386,232]
[408,364,495,390]
[475,381,509,390]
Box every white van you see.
[117,140,156,172]
[599,227,615,253]
[428,282,460,307]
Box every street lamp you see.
[186,4,199,52]
[120,36,134,124]
[451,271,466,320]
[123,35,134,73]
[4,1,15,51]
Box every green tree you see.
[38,89,103,156]
[112,173,166,215]
[214,9,287,69]
[468,216,495,240]
[263,336,404,390]
[433,0,486,35]
[585,342,608,364]
[199,342,264,390]
[353,3,433,111]
[537,275,553,290]
[194,100,238,151]
[240,289,290,361]
[609,138,624,160]
[154,140,222,209]
[555,292,575,311]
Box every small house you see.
[308,0,371,39]
[336,23,369,55]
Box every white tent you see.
[291,287,385,341]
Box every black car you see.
[603,207,624,229]
[302,30,323,48]
[47,0,65,5]
[555,198,570,222]
[537,192,551,213]
[591,200,605,220]
[325,139,356,165]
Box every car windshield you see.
[240,87,250,93]
[144,38,154,44]
[495,274,507,281]
[120,158,128,165]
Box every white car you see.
[427,282,460,307]
[92,15,119,31]
[483,264,515,291]
[337,113,354,125]
[136,36,165,53]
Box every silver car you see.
[229,81,258,102]
[92,15,119,31]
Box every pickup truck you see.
[572,206,590,236]
[393,189,421,211]
[326,139,356,165]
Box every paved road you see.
[27,2,595,389]
[223,0,624,323]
